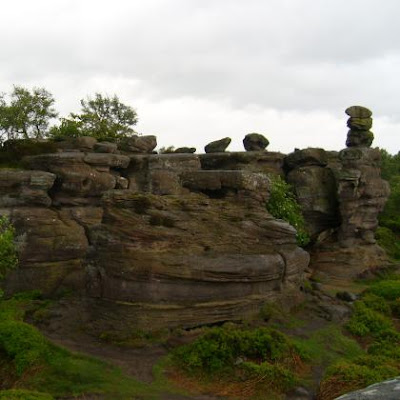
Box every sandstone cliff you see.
[0,106,390,331]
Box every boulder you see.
[334,378,400,399]
[347,117,373,131]
[346,130,374,147]
[174,147,196,154]
[243,133,269,151]
[345,105,372,119]
[204,137,231,153]
[119,135,157,153]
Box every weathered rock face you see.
[285,107,390,280]
[1,143,309,331]
[0,110,390,328]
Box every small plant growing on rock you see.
[266,175,310,247]
[0,216,17,279]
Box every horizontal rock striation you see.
[1,142,309,331]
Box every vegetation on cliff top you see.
[0,86,138,143]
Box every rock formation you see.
[0,106,390,331]
[243,133,269,151]
[286,106,390,281]
[204,137,231,153]
[0,136,309,333]
[345,105,374,147]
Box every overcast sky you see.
[0,0,399,154]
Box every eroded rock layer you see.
[1,147,309,330]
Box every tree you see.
[69,93,138,140]
[0,86,58,142]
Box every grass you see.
[318,278,400,400]
[0,292,169,400]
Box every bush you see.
[346,301,393,337]
[0,321,50,375]
[366,280,400,301]
[376,227,400,260]
[266,174,310,247]
[172,326,300,374]
[0,216,17,279]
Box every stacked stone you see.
[345,105,374,147]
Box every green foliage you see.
[0,294,153,399]
[266,174,310,246]
[173,326,301,375]
[366,280,400,301]
[378,150,400,259]
[68,93,138,140]
[346,301,393,337]
[240,361,296,391]
[0,389,54,400]
[0,216,17,279]
[47,118,83,140]
[0,86,57,142]
[376,227,400,260]
[293,325,363,365]
[0,321,50,375]
[361,292,392,315]
[323,357,399,393]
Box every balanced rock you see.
[347,117,373,131]
[346,130,374,147]
[204,137,231,153]
[345,105,372,119]
[243,133,269,151]
[120,135,157,153]
[174,147,196,154]
[345,106,374,148]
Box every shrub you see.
[376,227,400,260]
[0,321,50,375]
[366,280,400,301]
[266,174,310,247]
[172,326,300,374]
[346,301,393,337]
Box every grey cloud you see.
[0,0,400,121]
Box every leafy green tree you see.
[47,118,83,140]
[0,86,57,142]
[69,93,138,140]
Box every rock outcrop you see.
[286,106,390,281]
[1,139,309,332]
[0,106,390,330]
